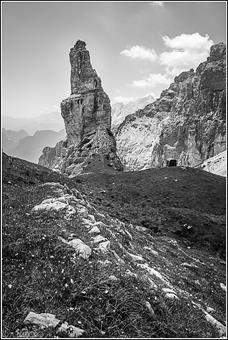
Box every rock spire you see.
[39,40,123,176]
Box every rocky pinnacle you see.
[39,40,123,176]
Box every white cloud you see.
[112,96,137,104]
[132,73,171,88]
[40,104,60,115]
[120,45,157,62]
[160,33,214,76]
[150,1,164,6]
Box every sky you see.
[2,1,226,118]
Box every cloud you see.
[160,33,214,76]
[112,96,138,104]
[40,104,60,115]
[132,73,171,88]
[120,45,157,62]
[112,92,158,105]
[150,1,164,6]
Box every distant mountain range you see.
[2,112,64,135]
[2,129,29,155]
[2,128,66,164]
[111,94,156,131]
[2,95,156,165]
[3,96,156,137]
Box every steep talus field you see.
[2,153,226,338]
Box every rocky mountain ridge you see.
[3,129,66,164]
[39,40,123,176]
[116,42,226,172]
[2,112,64,135]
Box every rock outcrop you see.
[196,150,226,177]
[116,42,226,171]
[39,40,123,176]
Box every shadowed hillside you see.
[2,153,226,338]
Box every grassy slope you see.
[2,154,226,338]
[74,167,226,258]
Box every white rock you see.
[138,263,170,284]
[109,275,118,282]
[97,240,110,253]
[96,212,105,219]
[81,218,93,228]
[32,198,67,212]
[68,239,91,260]
[92,235,107,244]
[125,269,137,278]
[206,306,215,313]
[204,311,226,337]
[97,259,112,267]
[181,262,198,269]
[88,226,100,234]
[77,207,88,218]
[127,252,144,262]
[93,221,107,229]
[145,301,156,318]
[165,293,179,300]
[135,225,147,232]
[144,246,158,255]
[24,312,60,328]
[124,229,133,240]
[220,283,226,292]
[57,322,85,338]
[162,288,176,294]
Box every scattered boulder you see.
[57,322,85,338]
[92,235,108,244]
[220,282,226,292]
[88,226,100,234]
[145,301,156,319]
[68,239,91,260]
[24,312,60,329]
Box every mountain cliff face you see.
[39,40,123,176]
[197,150,226,177]
[111,94,156,132]
[116,43,226,172]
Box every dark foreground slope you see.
[2,154,226,338]
[74,166,226,258]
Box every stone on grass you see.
[204,311,226,337]
[145,301,156,319]
[109,275,118,282]
[220,283,226,292]
[32,198,67,212]
[24,312,60,329]
[181,262,198,269]
[88,226,100,234]
[135,225,147,232]
[165,292,179,300]
[57,322,85,338]
[97,240,110,253]
[68,239,91,259]
[92,235,107,244]
[77,207,88,218]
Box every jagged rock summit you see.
[116,42,226,172]
[39,40,123,176]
